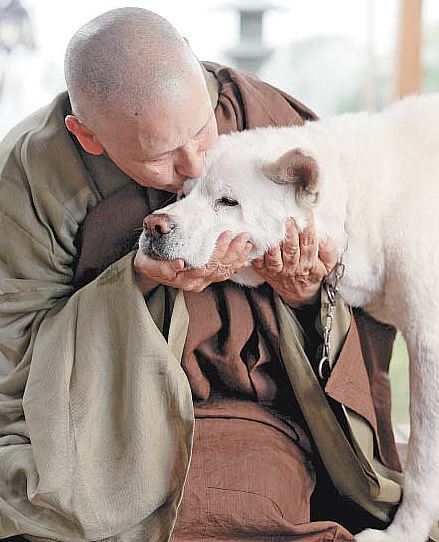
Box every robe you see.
[0,62,411,541]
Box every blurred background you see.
[1,0,433,440]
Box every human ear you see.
[65,115,105,156]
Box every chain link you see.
[318,228,348,381]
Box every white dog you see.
[139,93,439,542]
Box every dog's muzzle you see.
[140,213,177,259]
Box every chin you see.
[162,185,182,193]
[146,184,181,193]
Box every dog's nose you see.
[143,213,175,238]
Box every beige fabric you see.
[0,93,192,540]
[1,249,194,540]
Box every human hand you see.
[133,231,253,294]
[251,210,338,307]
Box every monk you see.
[0,7,404,542]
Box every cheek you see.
[200,122,218,151]
[142,162,175,181]
[128,162,176,188]
[136,162,174,188]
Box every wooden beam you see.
[394,0,422,100]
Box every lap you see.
[171,416,354,542]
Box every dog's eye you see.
[218,197,239,207]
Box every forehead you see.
[194,151,272,199]
[100,80,213,158]
[204,144,260,181]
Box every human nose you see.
[174,140,204,179]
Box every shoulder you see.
[0,92,72,166]
[0,91,84,195]
[0,92,100,233]
[202,61,317,129]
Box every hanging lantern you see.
[0,0,35,54]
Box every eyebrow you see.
[147,112,214,161]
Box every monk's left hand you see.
[251,210,338,307]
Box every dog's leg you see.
[356,326,439,542]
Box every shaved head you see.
[64,7,204,130]
[63,8,218,192]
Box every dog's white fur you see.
[139,93,439,541]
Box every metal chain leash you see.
[318,227,349,381]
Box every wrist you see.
[282,287,320,309]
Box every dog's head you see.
[139,127,323,285]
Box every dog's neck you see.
[308,114,393,310]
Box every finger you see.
[209,230,234,263]
[236,241,254,267]
[181,234,250,284]
[171,259,185,273]
[318,236,338,273]
[177,265,209,281]
[136,252,184,282]
[264,244,283,274]
[282,218,300,267]
[157,259,185,281]
[172,275,206,291]
[298,209,317,271]
[223,232,251,264]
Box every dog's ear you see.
[262,149,319,205]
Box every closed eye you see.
[217,196,239,207]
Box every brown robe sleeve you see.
[352,308,399,469]
[203,61,316,133]
[72,183,173,288]
[73,61,399,470]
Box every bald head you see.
[64,7,205,130]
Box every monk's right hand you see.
[133,231,253,294]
